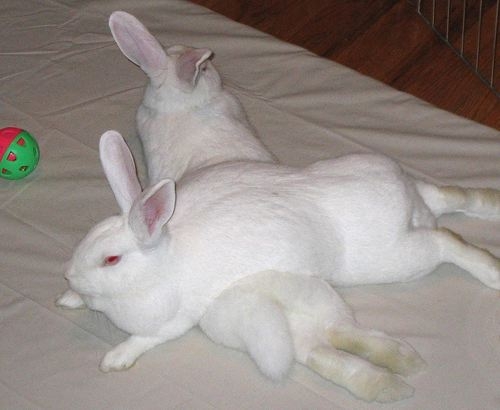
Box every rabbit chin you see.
[81,283,182,337]
[65,277,102,301]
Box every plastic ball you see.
[0,127,40,180]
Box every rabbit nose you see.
[62,260,72,279]
[64,266,75,280]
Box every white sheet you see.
[1,1,499,409]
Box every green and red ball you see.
[0,127,40,180]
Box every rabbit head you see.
[65,131,176,299]
[109,11,222,112]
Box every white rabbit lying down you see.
[58,130,499,402]
[108,11,275,184]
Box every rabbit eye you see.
[103,255,121,267]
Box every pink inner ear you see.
[134,180,175,242]
[110,13,167,75]
[176,49,211,85]
[177,52,199,84]
[143,193,165,236]
[100,130,142,214]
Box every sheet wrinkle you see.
[0,293,26,315]
[227,75,492,142]
[3,96,116,166]
[34,0,79,13]
[40,123,103,154]
[0,168,41,209]
[229,84,444,183]
[1,45,114,95]
[38,84,144,118]
[2,28,106,58]
[1,61,63,102]
[0,50,62,56]
[43,0,124,23]
[0,67,36,83]
[0,380,43,410]
[0,282,115,350]
[285,372,352,410]
[46,41,114,63]
[225,82,500,187]
[2,208,74,251]
[13,15,81,32]
[0,98,44,126]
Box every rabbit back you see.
[138,90,274,183]
[170,154,435,290]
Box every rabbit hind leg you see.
[306,345,414,403]
[435,228,500,289]
[417,181,500,219]
[328,327,426,376]
[370,227,500,289]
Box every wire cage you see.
[416,0,499,97]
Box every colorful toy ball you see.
[0,127,40,180]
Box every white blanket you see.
[1,1,499,408]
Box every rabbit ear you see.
[129,179,176,246]
[175,48,213,87]
[109,11,168,76]
[99,130,142,214]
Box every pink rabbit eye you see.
[103,255,121,266]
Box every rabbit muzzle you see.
[64,266,94,297]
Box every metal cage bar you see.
[416,0,500,97]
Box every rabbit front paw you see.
[100,344,138,372]
[55,289,86,309]
[100,335,162,372]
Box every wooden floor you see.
[190,0,500,130]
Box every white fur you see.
[56,12,500,403]
[109,11,275,183]
[200,271,424,402]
